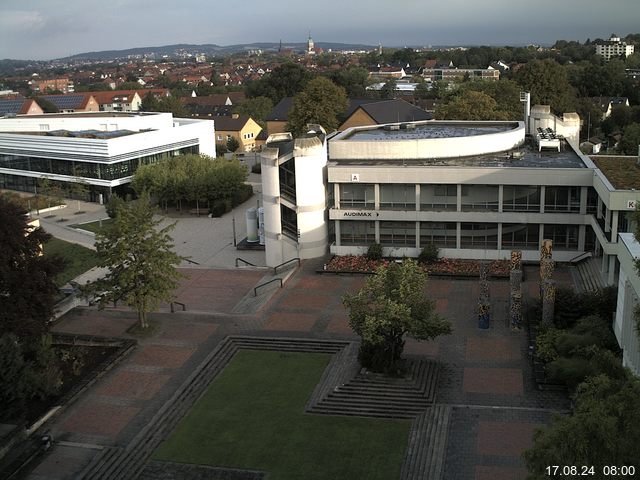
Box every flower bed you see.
[324,255,510,277]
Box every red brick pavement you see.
[94,370,171,400]
[158,321,219,343]
[475,466,528,480]
[52,313,136,337]
[62,402,140,438]
[325,312,355,336]
[264,311,319,332]
[294,276,342,294]
[404,339,440,358]
[465,338,521,362]
[463,367,524,395]
[476,421,541,456]
[129,345,197,369]
[279,293,331,311]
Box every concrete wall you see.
[614,233,640,376]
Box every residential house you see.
[30,78,75,94]
[588,97,630,120]
[92,90,143,112]
[0,98,44,116]
[266,97,295,135]
[39,93,100,113]
[215,114,262,152]
[595,34,635,61]
[339,99,432,130]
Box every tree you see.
[86,194,184,328]
[515,59,577,113]
[140,92,160,111]
[33,96,58,113]
[226,136,240,152]
[233,96,273,128]
[524,374,640,478]
[0,196,63,339]
[379,79,397,99]
[436,90,509,120]
[246,63,314,103]
[331,66,370,98]
[286,77,348,135]
[343,259,452,373]
[619,123,640,155]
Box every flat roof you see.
[4,112,157,119]
[2,129,139,139]
[342,122,517,141]
[329,142,586,169]
[591,156,640,189]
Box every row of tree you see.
[131,154,248,214]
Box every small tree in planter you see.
[366,243,383,261]
[418,243,439,265]
[343,259,452,374]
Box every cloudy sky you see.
[1,0,639,60]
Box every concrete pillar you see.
[605,207,611,233]
[415,221,420,248]
[261,148,283,267]
[597,197,603,219]
[415,184,420,212]
[579,186,588,215]
[497,223,503,251]
[608,255,616,285]
[540,185,546,213]
[611,211,619,242]
[374,184,380,210]
[601,253,608,274]
[456,222,461,249]
[498,185,504,213]
[457,184,462,212]
[578,225,586,251]
[375,221,380,243]
[538,224,545,251]
[335,220,341,247]
[334,183,340,209]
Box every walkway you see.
[24,260,573,480]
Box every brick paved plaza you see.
[26,262,572,480]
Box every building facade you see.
[0,112,215,201]
[595,34,635,61]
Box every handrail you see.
[184,258,200,265]
[170,301,186,313]
[235,257,256,267]
[569,251,592,264]
[254,278,283,296]
[273,257,300,275]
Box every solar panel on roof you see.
[43,95,85,109]
[0,100,24,114]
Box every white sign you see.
[627,200,637,210]
[351,173,360,182]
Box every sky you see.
[1,0,639,60]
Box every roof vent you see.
[383,124,400,131]
[401,123,416,130]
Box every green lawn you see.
[72,218,114,234]
[43,238,99,286]
[153,350,410,480]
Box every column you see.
[456,222,461,249]
[457,184,462,212]
[608,255,616,286]
[579,186,588,215]
[415,184,420,212]
[540,185,546,213]
[498,185,504,213]
[578,225,586,251]
[611,211,619,242]
[415,221,420,248]
[335,220,341,247]
[375,221,380,244]
[374,184,380,210]
[597,197,603,219]
[605,207,611,233]
[334,183,340,209]
[497,223,503,251]
[538,224,545,249]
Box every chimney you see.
[232,113,239,119]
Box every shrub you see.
[251,163,262,174]
[536,327,561,362]
[231,184,254,207]
[546,345,625,392]
[418,244,439,264]
[105,194,124,219]
[210,200,227,217]
[366,243,383,261]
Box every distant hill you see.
[57,42,378,61]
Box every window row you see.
[336,184,587,213]
[339,221,580,250]
[0,147,199,181]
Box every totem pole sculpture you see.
[539,239,556,327]
[478,261,491,329]
[509,250,523,329]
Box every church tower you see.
[307,32,315,55]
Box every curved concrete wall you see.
[331,121,525,160]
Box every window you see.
[217,135,223,141]
[281,205,298,240]
[544,224,578,250]
[502,223,539,249]
[502,186,541,212]
[379,184,415,210]
[461,185,499,212]
[340,184,374,209]
[380,221,415,247]
[279,159,296,202]
[341,221,376,245]
[460,223,498,249]
[420,222,456,248]
[39,124,49,131]
[544,186,580,213]
[420,184,456,211]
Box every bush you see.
[231,184,254,207]
[105,194,124,219]
[366,243,383,261]
[251,163,262,174]
[546,345,625,392]
[418,244,439,264]
[210,200,227,217]
[535,327,561,362]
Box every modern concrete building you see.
[595,34,635,61]
[0,111,215,201]
[614,233,640,376]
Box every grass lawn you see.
[153,350,410,480]
[72,218,114,234]
[43,238,99,286]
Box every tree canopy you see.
[86,194,184,328]
[343,259,452,373]
[233,96,273,128]
[0,196,62,339]
[331,66,371,98]
[515,59,577,113]
[286,77,348,135]
[246,63,315,103]
[524,374,640,477]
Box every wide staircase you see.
[573,257,607,292]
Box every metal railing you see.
[569,251,592,264]
[254,278,283,296]
[170,301,186,313]
[273,257,300,275]
[235,257,256,267]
